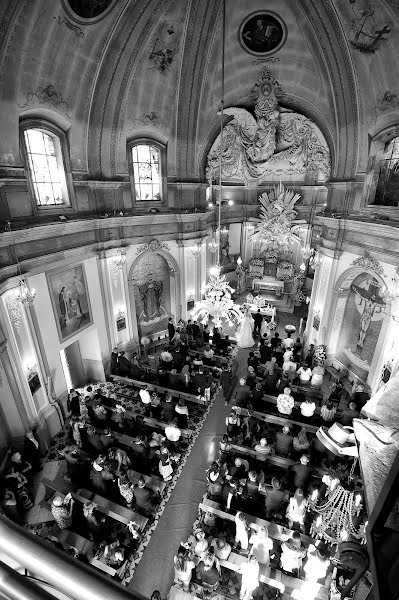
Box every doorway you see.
[61,341,85,389]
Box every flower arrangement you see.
[294,290,306,303]
[315,344,327,365]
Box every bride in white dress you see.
[236,307,254,348]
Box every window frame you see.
[19,119,75,214]
[127,137,167,208]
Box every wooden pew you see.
[41,476,148,531]
[188,349,228,366]
[105,400,194,440]
[235,406,319,434]
[198,499,329,600]
[258,394,342,427]
[111,374,207,406]
[230,443,326,477]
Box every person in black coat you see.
[67,389,81,417]
[110,347,119,375]
[24,429,41,471]
[253,309,263,335]
[168,318,175,342]
[118,352,131,377]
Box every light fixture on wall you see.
[208,237,218,254]
[237,256,242,266]
[191,242,201,258]
[6,222,36,307]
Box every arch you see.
[127,244,181,338]
[333,266,389,296]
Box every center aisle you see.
[129,348,250,598]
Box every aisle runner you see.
[121,394,216,585]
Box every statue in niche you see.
[351,277,385,348]
[236,265,248,294]
[139,280,163,321]
[206,68,330,183]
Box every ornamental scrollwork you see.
[136,239,170,255]
[18,84,71,118]
[5,292,21,333]
[351,252,385,276]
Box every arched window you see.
[374,136,399,206]
[20,120,73,211]
[127,138,166,206]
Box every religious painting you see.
[66,0,113,19]
[238,11,287,57]
[336,273,386,379]
[47,264,92,342]
[132,252,171,338]
[313,315,320,331]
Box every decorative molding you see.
[206,67,330,183]
[351,252,385,276]
[18,85,71,118]
[53,15,84,38]
[136,239,170,255]
[4,292,21,333]
[130,112,167,133]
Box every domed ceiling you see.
[1,0,399,184]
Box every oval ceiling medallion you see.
[62,0,116,24]
[238,11,288,57]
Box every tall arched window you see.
[374,136,399,206]
[127,138,166,207]
[20,119,73,211]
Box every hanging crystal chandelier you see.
[191,265,242,328]
[309,482,365,545]
[17,279,36,306]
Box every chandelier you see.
[309,482,365,545]
[191,265,242,328]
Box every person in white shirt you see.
[283,357,297,381]
[303,545,330,582]
[239,555,260,600]
[249,525,273,566]
[282,333,295,349]
[276,387,295,415]
[139,386,151,405]
[164,419,181,447]
[234,511,249,551]
[253,437,273,455]
[297,363,312,384]
[210,536,231,560]
[300,398,316,418]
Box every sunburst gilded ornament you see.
[251,182,301,252]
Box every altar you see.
[252,276,284,295]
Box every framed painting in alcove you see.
[47,264,92,342]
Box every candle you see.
[355,494,361,507]
[315,516,322,527]
[311,490,318,502]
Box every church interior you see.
[0,1,399,600]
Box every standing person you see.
[289,454,313,492]
[118,351,131,377]
[264,477,288,519]
[253,309,263,336]
[305,344,315,368]
[24,429,41,471]
[51,494,74,529]
[236,308,254,348]
[174,546,195,592]
[292,428,310,455]
[249,525,273,566]
[233,378,251,408]
[158,446,173,481]
[221,365,233,404]
[67,389,81,417]
[311,362,325,388]
[300,397,317,418]
[275,425,293,457]
[286,488,307,531]
[280,531,307,575]
[234,511,250,552]
[297,363,312,385]
[239,555,260,600]
[168,317,175,342]
[283,333,295,350]
[110,347,119,375]
[293,338,303,362]
[276,387,295,416]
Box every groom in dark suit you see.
[253,309,263,336]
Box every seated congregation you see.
[170,326,366,600]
